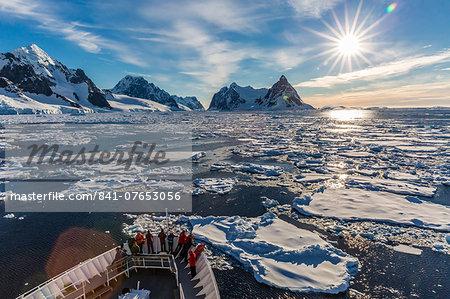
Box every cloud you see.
[305,80,450,107]
[0,0,143,66]
[287,0,343,17]
[125,72,152,78]
[296,50,450,88]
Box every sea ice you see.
[193,178,238,195]
[347,177,436,197]
[293,188,450,231]
[190,213,358,293]
[261,197,279,208]
[391,244,422,255]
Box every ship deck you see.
[106,257,205,299]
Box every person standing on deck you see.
[130,240,140,255]
[175,230,186,255]
[112,247,124,263]
[181,234,194,263]
[135,232,145,253]
[168,232,175,253]
[189,250,197,277]
[194,243,205,260]
[146,230,154,254]
[158,228,167,253]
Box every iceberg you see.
[190,213,358,293]
[293,188,450,231]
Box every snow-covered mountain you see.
[208,75,314,111]
[0,44,111,114]
[104,91,172,112]
[109,75,204,111]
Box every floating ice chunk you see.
[190,213,358,293]
[192,151,206,161]
[231,163,284,176]
[261,197,279,208]
[295,174,331,184]
[194,178,238,195]
[210,162,283,176]
[383,171,421,182]
[347,177,436,197]
[391,244,422,255]
[293,188,450,231]
[255,175,277,180]
[339,151,374,158]
[360,233,375,240]
[395,145,438,152]
[192,188,206,196]
[210,162,231,171]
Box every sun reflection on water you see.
[328,109,370,121]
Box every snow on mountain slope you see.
[109,75,204,111]
[208,75,314,111]
[0,44,110,114]
[0,77,91,114]
[105,92,171,112]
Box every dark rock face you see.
[263,75,305,108]
[0,57,54,96]
[208,75,314,111]
[70,69,110,108]
[209,86,245,110]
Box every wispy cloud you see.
[125,72,152,78]
[287,0,343,17]
[306,80,450,107]
[296,50,450,88]
[0,0,143,66]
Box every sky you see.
[0,0,449,108]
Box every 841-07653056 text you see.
[8,191,182,201]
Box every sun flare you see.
[306,0,387,73]
[338,34,360,56]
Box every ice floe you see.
[210,162,283,176]
[391,244,423,255]
[293,188,450,231]
[347,177,436,197]
[193,178,238,194]
[190,212,358,293]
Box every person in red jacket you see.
[194,243,206,260]
[135,232,145,254]
[189,250,197,277]
[175,231,186,255]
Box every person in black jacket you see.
[168,232,175,253]
[158,228,167,253]
[146,230,154,254]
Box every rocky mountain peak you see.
[12,44,56,67]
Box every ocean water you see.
[1,108,449,298]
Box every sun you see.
[338,35,360,56]
[305,0,389,73]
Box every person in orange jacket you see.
[189,250,197,277]
[135,232,145,254]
